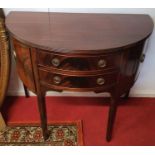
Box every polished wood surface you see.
[6,11,154,141]
[6,12,153,52]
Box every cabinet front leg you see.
[106,95,118,142]
[37,92,49,140]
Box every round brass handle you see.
[53,76,61,85]
[98,59,106,68]
[140,54,145,63]
[13,51,16,58]
[51,58,60,67]
[97,78,105,85]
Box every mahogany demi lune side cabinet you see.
[5,12,154,141]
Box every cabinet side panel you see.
[12,39,36,93]
[118,42,145,96]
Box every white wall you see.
[3,8,155,97]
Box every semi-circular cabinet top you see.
[5,12,154,141]
[6,12,153,53]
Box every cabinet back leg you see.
[23,84,30,98]
[123,89,130,100]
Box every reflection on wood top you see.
[6,11,154,53]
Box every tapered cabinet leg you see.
[106,95,118,142]
[37,93,49,140]
[123,89,130,99]
[23,84,30,98]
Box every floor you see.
[1,96,155,146]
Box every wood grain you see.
[6,12,154,53]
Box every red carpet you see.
[1,96,155,146]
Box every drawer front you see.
[38,68,118,90]
[37,50,121,72]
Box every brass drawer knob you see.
[97,78,105,85]
[13,50,16,58]
[51,58,60,67]
[53,76,61,84]
[140,54,145,63]
[98,59,106,68]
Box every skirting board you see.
[7,90,155,97]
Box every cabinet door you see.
[13,39,36,93]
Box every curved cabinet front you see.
[12,38,145,97]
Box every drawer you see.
[37,50,121,72]
[38,68,118,90]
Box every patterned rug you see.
[0,121,83,146]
